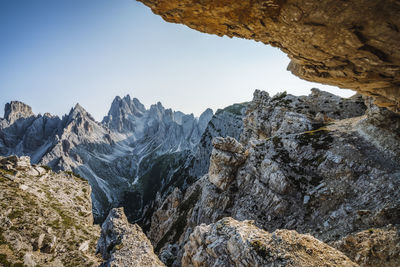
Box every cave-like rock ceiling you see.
[138,0,400,113]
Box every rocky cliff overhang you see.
[137,0,400,112]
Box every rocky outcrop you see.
[137,0,400,112]
[4,101,34,123]
[240,88,366,143]
[333,225,400,267]
[188,103,246,181]
[208,137,247,190]
[182,217,358,267]
[0,155,100,266]
[97,207,165,267]
[146,89,399,267]
[142,103,246,242]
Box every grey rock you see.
[146,89,399,267]
[0,96,215,221]
[182,217,357,267]
[4,101,34,124]
[208,137,247,190]
[97,207,165,267]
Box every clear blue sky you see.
[0,0,354,121]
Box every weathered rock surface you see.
[146,89,399,267]
[188,103,246,179]
[0,155,100,266]
[97,207,165,267]
[333,225,400,267]
[182,217,358,267]
[208,136,247,190]
[137,0,400,112]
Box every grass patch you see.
[0,254,24,267]
[41,165,52,171]
[0,229,7,245]
[297,126,333,150]
[51,203,75,228]
[8,209,24,220]
[178,187,201,213]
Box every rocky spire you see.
[4,101,34,123]
[198,108,214,133]
[102,95,146,132]
[66,103,96,125]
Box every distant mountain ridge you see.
[0,95,245,222]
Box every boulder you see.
[97,207,165,267]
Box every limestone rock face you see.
[241,89,366,143]
[208,137,247,190]
[138,103,245,232]
[137,0,400,112]
[146,89,399,267]
[102,95,211,150]
[187,103,246,180]
[0,155,100,266]
[97,207,165,267]
[182,217,358,267]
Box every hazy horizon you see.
[0,0,355,121]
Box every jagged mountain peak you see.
[73,103,86,113]
[123,94,131,101]
[103,94,146,131]
[112,94,145,112]
[67,103,95,122]
[4,101,34,123]
[198,108,214,133]
[149,101,165,114]
[199,108,214,121]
